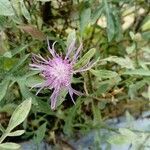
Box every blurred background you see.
[0,0,150,149]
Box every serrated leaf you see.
[8,130,25,137]
[74,48,96,69]
[0,142,21,150]
[90,69,118,79]
[0,0,14,16]
[6,98,32,132]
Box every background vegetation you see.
[0,0,150,149]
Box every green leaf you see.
[123,69,150,76]
[142,31,150,40]
[17,78,37,104]
[108,135,129,145]
[0,124,5,133]
[6,98,32,132]
[8,130,25,137]
[128,80,147,99]
[34,123,47,144]
[20,0,31,23]
[74,48,96,69]
[22,70,40,79]
[0,142,21,150]
[0,0,14,16]
[113,9,123,41]
[119,128,137,140]
[66,30,76,49]
[10,54,29,73]
[90,69,118,79]
[104,0,115,41]
[0,16,8,28]
[102,56,134,69]
[0,78,10,101]
[56,89,68,108]
[91,5,104,23]
[125,111,135,125]
[126,43,136,54]
[119,128,133,136]
[63,98,84,136]
[80,8,91,35]
[36,100,54,115]
[3,44,29,58]
[142,19,150,31]
[94,82,110,96]
[25,75,44,88]
[92,102,101,126]
[0,104,16,115]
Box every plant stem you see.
[0,133,7,144]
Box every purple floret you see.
[30,39,95,110]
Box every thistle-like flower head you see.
[30,39,95,110]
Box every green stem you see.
[0,133,7,144]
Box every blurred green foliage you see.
[0,0,150,149]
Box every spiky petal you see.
[30,40,94,110]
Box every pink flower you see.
[30,39,95,110]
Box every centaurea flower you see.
[30,39,95,110]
